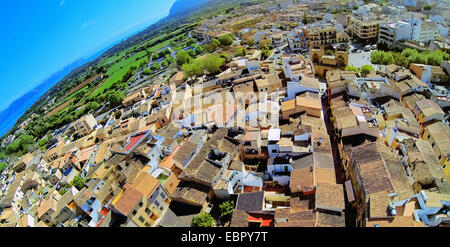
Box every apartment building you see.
[74,114,98,137]
[308,25,337,48]
[406,17,437,44]
[351,19,379,44]
[378,21,413,48]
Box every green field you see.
[92,51,149,97]
[92,32,188,97]
[64,85,89,101]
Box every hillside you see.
[169,0,209,16]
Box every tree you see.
[32,124,46,138]
[381,52,394,65]
[142,68,151,75]
[161,60,169,67]
[219,200,234,221]
[182,61,204,78]
[202,54,225,74]
[392,52,409,68]
[192,213,215,227]
[151,63,160,71]
[38,136,49,147]
[235,47,246,57]
[261,49,272,60]
[345,65,359,74]
[0,162,7,173]
[187,38,196,46]
[90,101,100,112]
[107,90,124,107]
[423,4,432,11]
[259,39,271,50]
[401,48,418,58]
[176,50,191,67]
[71,176,86,190]
[302,13,310,24]
[371,51,382,64]
[206,38,220,52]
[187,49,196,58]
[218,34,234,46]
[195,45,205,55]
[408,54,427,65]
[360,65,374,77]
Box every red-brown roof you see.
[114,184,143,216]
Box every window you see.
[438,155,442,160]
[160,206,164,211]
[139,216,145,223]
[132,210,137,215]
[139,202,143,207]
[145,208,151,214]
[154,200,160,207]
[432,142,435,147]
[160,192,166,199]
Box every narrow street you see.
[321,92,357,227]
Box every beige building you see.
[74,114,97,137]
[308,25,337,49]
[351,19,379,44]
[12,153,34,173]
[421,121,450,180]
[43,142,65,163]
[413,99,445,125]
[112,170,170,227]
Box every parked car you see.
[364,45,371,51]
[371,44,377,50]
[351,48,358,53]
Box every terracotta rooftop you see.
[131,170,160,199]
[315,182,345,213]
[113,184,143,216]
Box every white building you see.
[287,28,309,52]
[378,21,413,48]
[406,17,437,44]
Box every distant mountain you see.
[169,0,209,16]
[0,58,86,137]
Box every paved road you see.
[348,41,381,71]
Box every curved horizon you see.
[0,0,176,137]
[0,0,175,112]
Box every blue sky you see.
[0,0,175,111]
